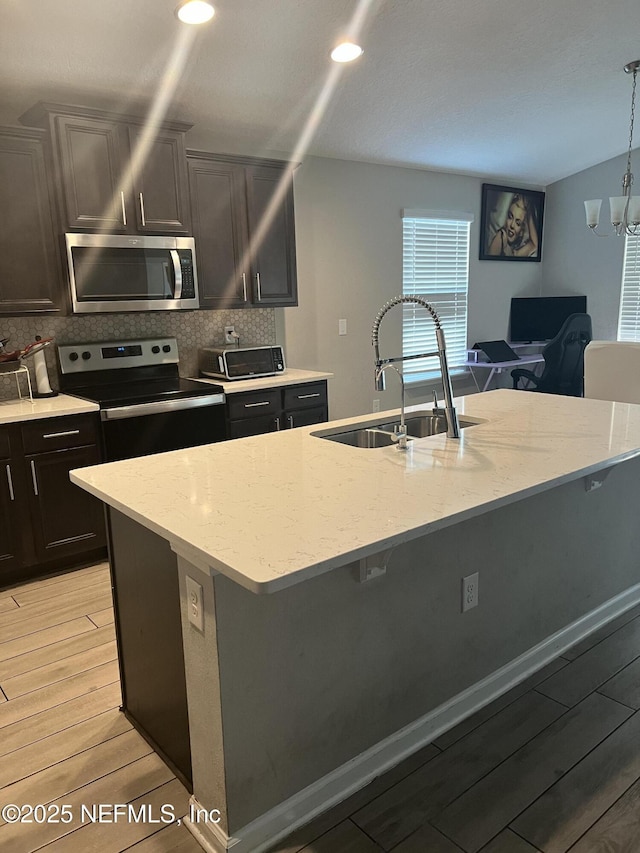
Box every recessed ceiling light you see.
[330,42,363,63]
[176,0,215,25]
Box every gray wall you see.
[542,149,632,339]
[278,157,544,420]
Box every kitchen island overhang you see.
[71,390,640,853]
[71,389,640,594]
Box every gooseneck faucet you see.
[372,295,460,439]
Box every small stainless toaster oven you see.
[199,345,285,380]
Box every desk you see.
[465,354,544,392]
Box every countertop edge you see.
[194,369,333,394]
[0,394,100,424]
[71,448,639,594]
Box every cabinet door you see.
[228,415,281,439]
[245,165,298,307]
[0,428,22,578]
[55,115,128,231]
[188,156,250,309]
[284,406,327,430]
[0,128,63,314]
[129,127,191,234]
[26,444,107,564]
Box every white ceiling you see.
[2,0,640,186]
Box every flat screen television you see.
[509,295,587,342]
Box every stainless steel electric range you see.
[58,337,226,461]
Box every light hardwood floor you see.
[3,565,640,852]
[0,563,199,853]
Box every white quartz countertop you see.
[70,389,640,594]
[0,394,99,424]
[194,368,332,394]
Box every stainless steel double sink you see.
[312,411,478,448]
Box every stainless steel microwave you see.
[199,346,286,380]
[65,234,199,313]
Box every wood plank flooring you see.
[3,567,640,852]
[0,564,198,853]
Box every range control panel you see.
[58,338,179,374]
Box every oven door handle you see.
[170,250,183,300]
[101,394,224,421]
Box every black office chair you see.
[511,313,592,396]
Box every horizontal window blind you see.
[402,213,470,380]
[618,235,640,341]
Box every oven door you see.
[66,234,199,313]
[100,397,226,461]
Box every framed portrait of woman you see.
[479,184,545,262]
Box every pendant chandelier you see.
[585,60,640,237]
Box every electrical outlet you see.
[462,572,479,612]
[186,575,204,631]
[373,399,381,412]
[224,325,237,344]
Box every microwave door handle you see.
[170,250,183,300]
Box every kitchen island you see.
[71,389,640,853]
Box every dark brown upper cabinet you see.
[188,152,298,309]
[0,127,64,314]
[20,103,192,235]
[245,164,298,306]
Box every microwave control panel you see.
[179,252,196,299]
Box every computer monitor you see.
[509,295,587,342]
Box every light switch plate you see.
[338,319,347,336]
[186,575,204,632]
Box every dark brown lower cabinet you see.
[0,414,107,588]
[26,444,105,564]
[0,429,22,576]
[107,509,192,789]
[226,380,328,439]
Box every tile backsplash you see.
[0,309,276,400]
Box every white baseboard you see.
[185,583,640,853]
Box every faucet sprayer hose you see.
[371,293,460,439]
[371,295,442,348]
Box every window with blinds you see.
[402,210,472,381]
[618,235,640,341]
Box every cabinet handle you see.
[170,250,183,299]
[288,415,294,429]
[296,393,321,400]
[139,192,146,227]
[274,417,281,431]
[242,273,247,302]
[256,272,262,301]
[42,429,80,440]
[5,464,14,501]
[120,191,127,226]
[244,401,270,408]
[30,460,39,496]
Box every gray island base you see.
[71,390,640,852]
[107,457,640,853]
